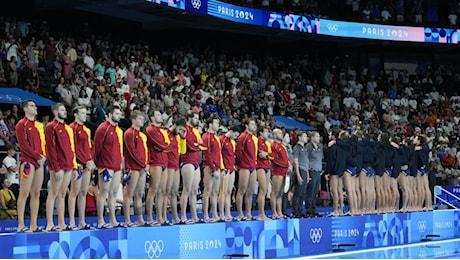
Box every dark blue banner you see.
[146,0,460,44]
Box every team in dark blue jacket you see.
[324,129,432,215]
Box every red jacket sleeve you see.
[45,123,61,172]
[258,138,273,159]
[147,127,170,151]
[235,132,247,165]
[16,121,41,161]
[202,133,216,172]
[271,143,289,168]
[93,123,105,166]
[124,130,144,168]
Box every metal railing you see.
[434,185,460,209]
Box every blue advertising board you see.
[0,210,458,258]
[146,0,460,44]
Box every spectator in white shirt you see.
[381,6,392,22]
[83,50,95,73]
[2,144,19,198]
[367,78,377,95]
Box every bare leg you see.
[218,172,226,219]
[416,174,424,211]
[108,171,122,226]
[180,165,194,221]
[156,168,168,224]
[202,166,214,221]
[270,175,284,218]
[359,172,367,214]
[276,177,285,217]
[390,178,399,212]
[225,172,235,219]
[210,170,221,220]
[343,172,356,214]
[77,170,91,227]
[97,170,112,227]
[68,172,82,227]
[374,175,383,213]
[256,169,271,220]
[236,170,250,220]
[245,170,257,219]
[57,170,72,229]
[169,169,180,223]
[135,170,146,224]
[423,175,432,211]
[46,170,65,230]
[368,176,376,213]
[123,170,140,225]
[17,163,42,231]
[354,175,361,214]
[398,175,408,212]
[330,175,340,216]
[338,177,344,215]
[190,167,201,221]
[30,163,44,230]
[146,166,162,224]
[382,174,391,212]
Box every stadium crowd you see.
[0,15,460,230]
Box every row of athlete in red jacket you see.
[15,100,291,232]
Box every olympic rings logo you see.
[327,24,338,32]
[191,0,201,9]
[145,240,164,258]
[310,228,323,243]
[418,220,426,233]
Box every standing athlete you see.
[165,118,186,224]
[145,110,170,225]
[16,99,46,232]
[219,126,240,221]
[256,126,273,220]
[179,112,204,224]
[123,110,149,226]
[93,106,124,229]
[201,117,224,222]
[270,129,290,219]
[68,106,96,230]
[45,103,77,231]
[235,119,258,221]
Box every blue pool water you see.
[296,238,460,259]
